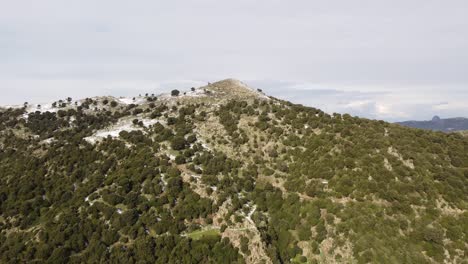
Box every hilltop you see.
[0,79,467,264]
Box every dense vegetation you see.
[0,80,467,263]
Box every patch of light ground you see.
[84,118,161,143]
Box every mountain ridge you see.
[0,79,467,264]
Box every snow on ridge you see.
[2,104,23,109]
[118,97,135,105]
[28,103,58,113]
[158,87,208,101]
[19,103,59,119]
[84,118,162,144]
[181,88,207,98]
[117,95,150,105]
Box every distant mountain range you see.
[397,116,468,132]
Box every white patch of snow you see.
[84,195,95,206]
[142,119,160,127]
[41,138,55,144]
[118,97,136,105]
[180,88,206,98]
[246,205,257,224]
[157,93,172,100]
[160,175,168,186]
[118,96,147,105]
[3,104,23,109]
[27,103,58,114]
[20,103,59,119]
[84,118,159,144]
[201,143,212,151]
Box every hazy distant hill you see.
[0,79,467,264]
[397,116,468,132]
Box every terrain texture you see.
[0,79,467,263]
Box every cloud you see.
[0,79,205,106]
[246,80,468,121]
[0,0,467,121]
[433,102,468,111]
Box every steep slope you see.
[397,116,468,132]
[0,79,467,264]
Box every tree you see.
[175,155,186,164]
[171,90,180,96]
[171,136,187,150]
[423,226,444,244]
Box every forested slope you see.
[0,79,467,263]
[397,116,468,132]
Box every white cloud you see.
[433,102,468,111]
[0,0,467,121]
[248,80,468,121]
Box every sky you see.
[1,0,467,121]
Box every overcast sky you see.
[1,0,467,121]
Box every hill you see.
[397,116,468,132]
[0,79,467,263]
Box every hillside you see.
[397,116,468,132]
[0,79,467,264]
